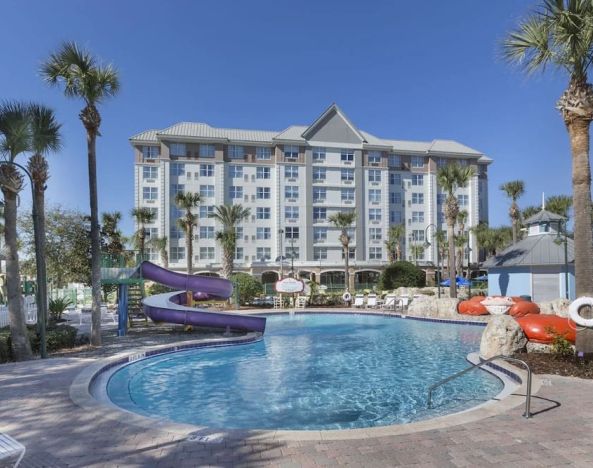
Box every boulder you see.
[539,298,570,317]
[480,315,527,359]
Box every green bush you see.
[49,297,73,322]
[230,273,263,306]
[377,261,426,290]
[147,282,175,296]
[0,324,81,362]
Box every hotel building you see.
[131,104,491,290]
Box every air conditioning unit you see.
[146,200,156,204]
[370,162,379,167]
[344,200,352,204]
[251,215,255,221]
[251,195,255,201]
[244,235,248,241]
[251,235,256,241]
[287,178,296,182]
[194,234,199,240]
[407,200,411,206]
[145,159,156,164]
[288,199,296,203]
[146,179,156,183]
[344,180,353,185]
[243,174,249,181]
[251,175,255,181]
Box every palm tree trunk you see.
[87,129,102,346]
[396,242,401,262]
[510,204,518,244]
[343,243,350,292]
[138,227,145,260]
[223,246,234,279]
[161,249,169,269]
[2,189,32,360]
[33,181,49,331]
[447,223,457,298]
[186,223,193,275]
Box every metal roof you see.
[483,234,574,268]
[524,209,565,225]
[156,122,278,143]
[129,129,159,143]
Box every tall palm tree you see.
[0,102,32,360]
[174,192,201,275]
[385,224,405,262]
[328,211,356,292]
[210,204,250,278]
[437,163,475,298]
[456,210,469,275]
[149,236,169,268]
[522,205,540,224]
[500,180,525,244]
[131,207,156,261]
[504,1,593,317]
[42,42,120,347]
[101,211,124,257]
[546,195,573,219]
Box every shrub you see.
[546,326,574,357]
[230,273,264,305]
[0,324,80,362]
[147,282,174,296]
[49,297,73,322]
[377,261,426,290]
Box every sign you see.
[275,277,305,294]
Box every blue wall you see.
[488,267,531,297]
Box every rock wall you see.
[538,298,570,317]
[480,315,527,359]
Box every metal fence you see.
[50,287,92,307]
[0,296,37,328]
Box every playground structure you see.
[100,255,266,336]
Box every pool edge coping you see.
[70,312,541,442]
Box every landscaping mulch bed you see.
[513,352,593,379]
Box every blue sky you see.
[1,0,573,234]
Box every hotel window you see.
[368,151,381,164]
[169,143,186,157]
[370,227,382,241]
[199,226,214,239]
[200,247,215,260]
[256,207,271,219]
[313,167,326,181]
[170,246,185,262]
[235,247,244,261]
[235,227,243,239]
[256,227,271,240]
[313,147,326,162]
[342,247,356,260]
[228,145,245,159]
[285,227,299,239]
[200,185,214,198]
[229,186,243,199]
[314,247,327,260]
[146,207,158,219]
[412,174,424,186]
[285,206,299,220]
[369,208,382,221]
[200,164,214,177]
[143,187,158,200]
[412,211,424,223]
[284,145,299,159]
[390,210,402,224]
[411,156,425,168]
[369,189,381,203]
[229,165,243,178]
[170,227,184,240]
[199,205,214,218]
[342,188,355,202]
[313,207,327,221]
[369,247,382,260]
[170,183,185,196]
[313,187,326,202]
[256,166,271,179]
[341,150,354,162]
[256,247,271,261]
[145,227,158,240]
[390,192,401,204]
[388,154,402,167]
[314,227,327,241]
[256,187,271,199]
[457,194,469,206]
[286,246,300,260]
[458,159,468,166]
[171,163,185,176]
[256,147,272,160]
[390,173,401,185]
[199,144,215,158]
[368,170,381,182]
[411,230,425,242]
[142,146,159,159]
[412,193,424,204]
[285,165,299,179]
[143,166,158,179]
[347,227,356,242]
[341,168,354,181]
[285,186,299,199]
[437,158,447,168]
[437,193,446,204]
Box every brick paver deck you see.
[2,327,593,467]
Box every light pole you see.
[555,220,569,299]
[423,223,441,299]
[0,161,47,358]
[466,231,472,297]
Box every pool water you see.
[107,313,503,430]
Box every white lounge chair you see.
[366,294,378,309]
[353,294,365,308]
[381,294,397,311]
[295,296,307,309]
[0,432,25,467]
[397,296,410,312]
[273,296,283,309]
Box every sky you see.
[1,0,575,235]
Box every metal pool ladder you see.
[427,355,533,419]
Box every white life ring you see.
[342,292,352,302]
[569,297,593,328]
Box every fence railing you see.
[0,296,37,328]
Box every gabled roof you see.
[428,140,482,156]
[273,125,308,142]
[483,234,574,268]
[129,129,159,143]
[301,103,367,142]
[524,209,565,225]
[156,122,278,143]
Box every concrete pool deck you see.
[2,312,593,466]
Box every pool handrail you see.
[427,354,532,419]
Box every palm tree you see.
[0,102,33,360]
[149,236,169,268]
[42,42,120,347]
[410,244,424,266]
[328,211,356,292]
[434,228,447,265]
[500,180,525,244]
[546,195,573,219]
[131,207,156,261]
[101,211,125,257]
[437,163,475,298]
[504,0,593,307]
[174,192,201,275]
[456,210,469,275]
[210,204,250,278]
[385,224,405,262]
[522,205,540,223]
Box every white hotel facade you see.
[131,104,491,289]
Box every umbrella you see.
[440,277,470,287]
[474,275,488,281]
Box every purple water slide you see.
[140,261,266,333]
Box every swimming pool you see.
[107,313,503,430]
